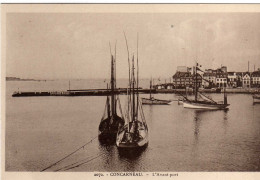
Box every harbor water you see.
[5,79,260,171]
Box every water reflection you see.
[98,137,148,170]
[117,145,148,160]
[193,110,203,142]
[98,143,117,169]
[193,109,229,141]
[222,109,229,134]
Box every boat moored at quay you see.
[183,62,230,110]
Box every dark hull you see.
[98,115,124,144]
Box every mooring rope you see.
[62,153,106,171]
[41,135,98,172]
[54,154,96,172]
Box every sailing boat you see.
[141,79,172,105]
[183,63,230,110]
[116,35,148,149]
[98,50,125,144]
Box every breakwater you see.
[12,88,260,97]
[12,88,155,97]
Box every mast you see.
[111,55,116,116]
[107,83,111,118]
[150,78,152,99]
[136,33,139,118]
[115,42,117,90]
[114,43,117,115]
[124,32,131,127]
[195,62,198,102]
[132,55,135,122]
[224,86,227,105]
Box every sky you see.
[6,13,260,80]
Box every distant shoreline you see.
[5,77,150,81]
[6,77,47,81]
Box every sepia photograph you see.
[1,3,260,179]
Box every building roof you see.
[228,72,236,75]
[251,71,260,77]
[216,72,228,78]
[172,72,192,78]
[243,72,251,77]
[203,72,216,77]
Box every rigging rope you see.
[117,96,125,121]
[41,136,98,172]
[138,100,146,123]
[101,98,108,121]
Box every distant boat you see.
[141,79,172,105]
[253,94,260,103]
[183,62,230,110]
[116,35,148,149]
[98,51,125,144]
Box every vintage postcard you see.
[1,3,260,180]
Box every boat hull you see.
[183,101,229,110]
[116,134,148,148]
[141,98,172,105]
[116,122,148,149]
[98,115,124,144]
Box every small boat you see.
[142,97,172,105]
[183,62,229,110]
[141,79,172,105]
[116,35,148,149]
[183,99,229,110]
[98,50,124,144]
[253,94,260,103]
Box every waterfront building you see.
[214,66,228,88]
[251,70,260,88]
[227,72,237,88]
[171,66,194,89]
[221,66,227,73]
[201,66,228,88]
[216,73,228,87]
[155,65,259,90]
[242,72,251,88]
[202,70,216,88]
[236,72,243,87]
[172,71,193,89]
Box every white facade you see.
[216,78,227,87]
[202,75,216,88]
[252,77,260,86]
[242,73,251,88]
